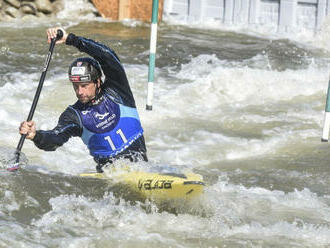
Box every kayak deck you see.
[80,166,204,201]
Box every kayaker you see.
[19,27,148,172]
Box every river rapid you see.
[0,3,330,248]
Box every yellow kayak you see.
[79,165,204,201]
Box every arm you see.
[20,108,82,151]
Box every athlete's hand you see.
[46,27,68,44]
[19,121,36,140]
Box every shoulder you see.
[102,84,136,108]
[103,88,123,104]
[59,104,82,126]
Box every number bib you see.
[75,94,143,159]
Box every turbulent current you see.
[1,6,330,248]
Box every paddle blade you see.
[0,147,27,171]
[7,163,20,172]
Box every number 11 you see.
[104,129,128,151]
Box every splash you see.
[56,0,99,20]
[0,146,27,169]
[313,16,330,51]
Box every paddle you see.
[7,30,63,171]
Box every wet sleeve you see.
[66,33,136,107]
[32,108,82,151]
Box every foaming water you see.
[56,0,99,20]
[142,54,327,169]
[0,15,330,247]
[202,178,330,246]
[312,16,330,52]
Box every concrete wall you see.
[162,0,330,33]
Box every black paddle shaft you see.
[15,30,63,163]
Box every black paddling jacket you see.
[32,33,147,162]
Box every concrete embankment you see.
[0,0,162,22]
[0,0,66,20]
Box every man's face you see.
[72,81,98,103]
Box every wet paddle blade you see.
[0,147,27,171]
